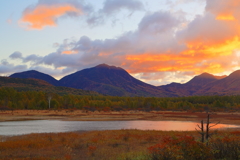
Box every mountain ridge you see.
[10,70,59,86]
[59,64,171,97]
[8,64,240,97]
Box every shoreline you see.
[1,109,240,125]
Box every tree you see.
[196,113,220,144]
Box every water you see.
[0,120,239,136]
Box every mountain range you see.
[0,76,99,96]
[8,64,240,97]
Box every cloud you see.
[177,13,238,46]
[87,0,144,26]
[19,0,144,29]
[9,52,23,59]
[6,0,240,85]
[138,11,180,34]
[12,11,185,75]
[9,52,43,65]
[102,0,143,15]
[19,0,85,29]
[23,54,43,63]
[206,0,240,21]
[0,60,27,75]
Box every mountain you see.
[160,73,219,96]
[10,70,59,86]
[59,64,171,97]
[8,64,240,97]
[0,76,100,96]
[195,70,240,95]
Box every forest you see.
[1,87,240,112]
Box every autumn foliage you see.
[1,87,240,112]
[148,133,240,160]
[0,130,240,159]
[148,135,212,160]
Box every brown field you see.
[0,130,167,160]
[0,129,240,160]
[1,110,240,159]
[1,109,240,125]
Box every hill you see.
[10,70,59,86]
[0,76,100,96]
[8,64,240,97]
[195,70,240,95]
[160,72,220,96]
[59,64,171,97]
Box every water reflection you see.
[122,121,235,131]
[0,120,238,136]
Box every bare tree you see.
[196,113,220,144]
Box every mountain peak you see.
[14,70,39,74]
[228,70,240,78]
[95,63,123,70]
[186,72,217,86]
[96,63,110,68]
[198,72,216,79]
[10,70,59,86]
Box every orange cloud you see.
[206,0,240,21]
[16,0,240,85]
[20,4,82,29]
[125,36,240,75]
[216,15,235,21]
[62,50,78,54]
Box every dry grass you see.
[1,129,240,160]
[0,130,193,160]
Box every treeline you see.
[1,87,240,112]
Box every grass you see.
[0,130,196,160]
[1,110,240,159]
[1,129,240,160]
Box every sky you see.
[1,0,240,86]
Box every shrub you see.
[209,135,240,160]
[148,135,212,160]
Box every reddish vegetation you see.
[0,130,172,159]
[0,130,240,159]
[148,135,212,159]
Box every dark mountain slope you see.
[0,76,100,96]
[9,64,240,97]
[59,64,171,97]
[10,70,59,86]
[160,73,219,96]
[195,70,240,95]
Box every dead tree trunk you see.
[201,120,204,143]
[206,114,210,142]
[196,113,219,144]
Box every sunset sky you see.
[1,0,240,86]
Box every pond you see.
[0,120,239,136]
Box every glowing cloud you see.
[206,0,240,21]
[62,50,78,54]
[8,0,240,85]
[20,4,82,29]
[126,36,240,75]
[216,15,235,21]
